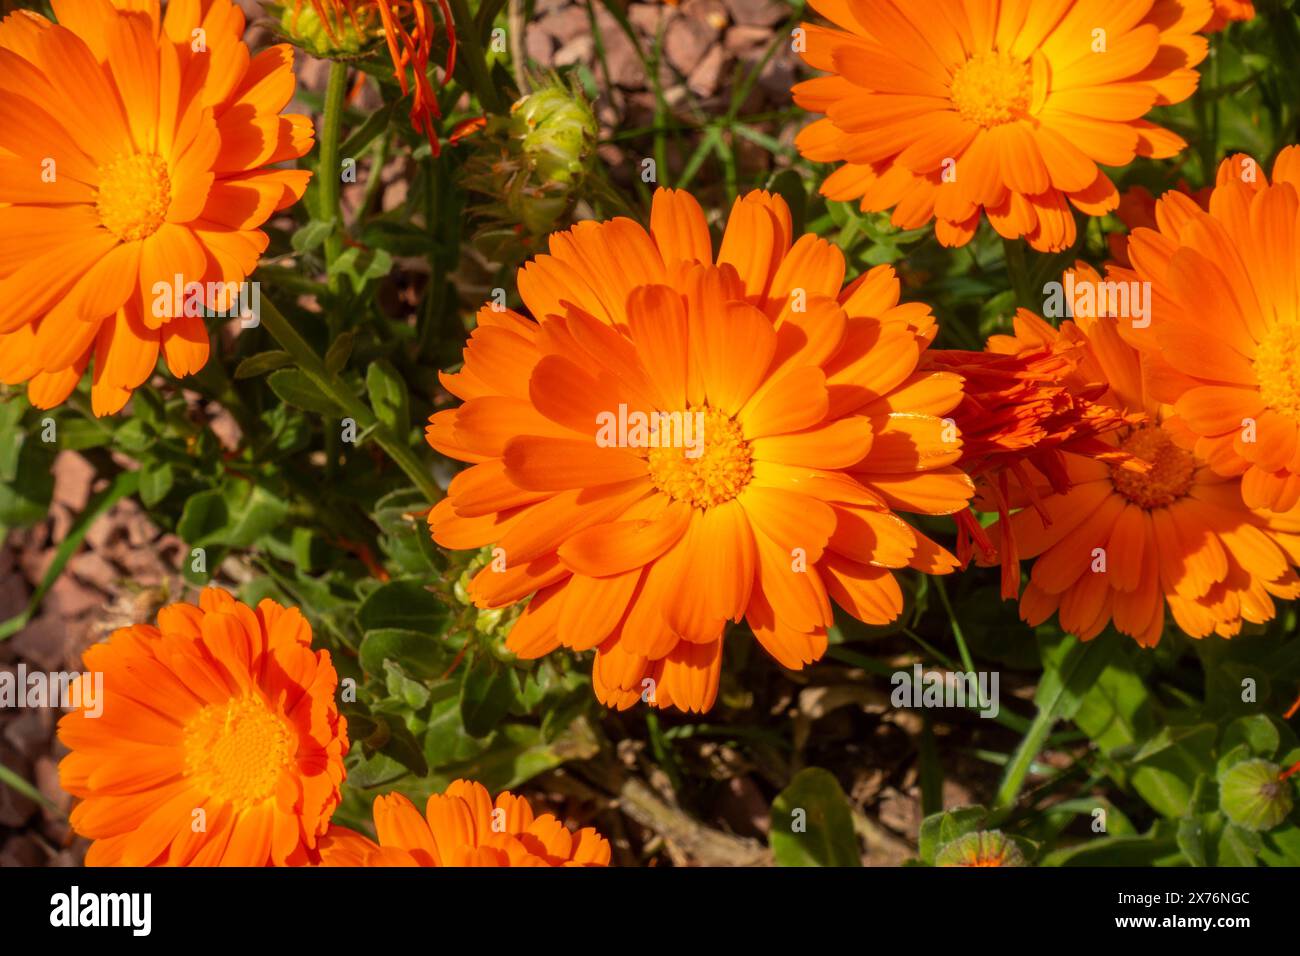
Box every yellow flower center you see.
[1109,426,1197,509]
[183,695,295,811]
[95,153,172,241]
[950,51,1031,127]
[1254,319,1300,419]
[646,405,752,509]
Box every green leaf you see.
[769,767,861,867]
[460,654,520,738]
[359,628,447,681]
[356,579,448,633]
[384,660,431,710]
[329,245,393,293]
[176,480,290,549]
[424,689,487,768]
[291,218,334,253]
[919,805,987,865]
[234,350,294,379]
[1217,822,1263,866]
[267,368,339,416]
[1222,715,1281,761]
[138,461,174,506]
[324,331,354,375]
[0,430,54,528]
[366,359,410,436]
[1177,816,1208,867]
[0,399,29,480]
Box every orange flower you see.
[988,267,1300,645]
[58,588,349,866]
[319,782,611,866]
[426,188,973,713]
[1206,0,1254,31]
[0,0,313,415]
[294,0,454,154]
[1108,147,1300,512]
[793,0,1213,251]
[1105,181,1210,265]
[929,309,1142,597]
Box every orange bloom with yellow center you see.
[793,0,1213,251]
[58,588,349,866]
[427,187,974,713]
[0,0,313,415]
[319,782,611,866]
[1108,147,1300,513]
[989,267,1300,646]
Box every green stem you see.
[1002,237,1034,311]
[992,705,1057,820]
[258,296,442,505]
[447,0,506,114]
[934,577,977,677]
[319,60,349,294]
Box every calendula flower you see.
[1206,0,1255,32]
[1105,181,1210,265]
[287,0,454,153]
[427,188,973,713]
[989,267,1300,645]
[319,781,611,866]
[929,309,1142,597]
[1108,147,1300,513]
[58,589,349,866]
[0,0,313,415]
[793,0,1213,251]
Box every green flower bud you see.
[934,830,1026,867]
[462,78,600,256]
[1219,758,1294,832]
[264,2,369,59]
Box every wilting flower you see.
[58,589,349,866]
[0,0,312,415]
[319,781,611,866]
[1107,148,1300,512]
[427,187,973,712]
[284,0,454,153]
[929,309,1142,597]
[988,267,1300,645]
[793,0,1213,251]
[1206,0,1255,32]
